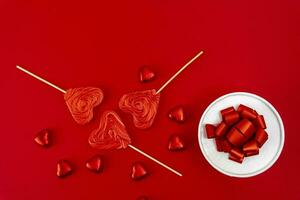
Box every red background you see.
[1,0,299,199]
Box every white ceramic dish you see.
[198,92,284,177]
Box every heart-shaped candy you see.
[119,89,160,129]
[86,155,103,173]
[34,129,51,147]
[64,87,104,125]
[139,66,155,82]
[168,106,185,123]
[168,135,185,151]
[131,162,148,180]
[88,111,131,150]
[57,160,73,178]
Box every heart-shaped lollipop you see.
[119,51,203,129]
[119,89,160,129]
[88,111,131,149]
[88,110,182,176]
[16,65,103,125]
[64,87,103,125]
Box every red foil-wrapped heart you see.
[168,106,186,123]
[86,155,103,173]
[57,160,73,178]
[64,87,104,125]
[215,122,228,137]
[205,124,216,138]
[229,148,244,163]
[119,89,160,129]
[168,135,185,151]
[34,129,51,147]
[88,111,131,150]
[139,66,155,82]
[131,162,148,180]
[255,128,268,147]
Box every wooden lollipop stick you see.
[16,65,66,93]
[128,144,182,177]
[155,51,204,95]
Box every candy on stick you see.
[119,89,160,129]
[16,65,103,125]
[88,110,182,176]
[119,51,204,129]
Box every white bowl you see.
[198,92,284,177]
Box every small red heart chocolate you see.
[86,155,103,173]
[64,87,104,125]
[57,160,73,178]
[168,106,185,123]
[34,129,51,147]
[139,66,155,82]
[168,135,185,151]
[131,162,148,180]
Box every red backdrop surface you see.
[1,0,299,199]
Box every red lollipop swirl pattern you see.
[88,111,131,149]
[64,87,103,125]
[119,89,160,129]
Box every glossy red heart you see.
[64,87,104,125]
[57,160,73,178]
[168,135,185,151]
[86,155,103,173]
[119,89,160,129]
[131,162,148,180]
[168,106,185,123]
[34,129,51,147]
[139,66,155,82]
[88,111,131,150]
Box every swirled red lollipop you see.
[119,51,204,129]
[16,65,103,125]
[119,89,160,129]
[88,110,182,176]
